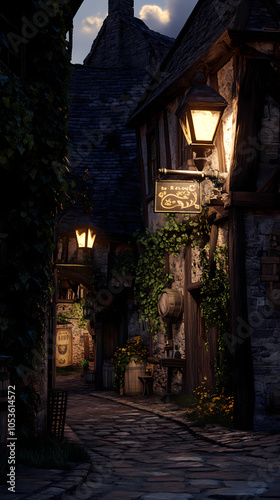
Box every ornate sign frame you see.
[154,180,201,213]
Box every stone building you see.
[128,0,280,430]
[0,0,84,436]
[56,0,174,388]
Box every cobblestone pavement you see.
[1,374,280,500]
[61,376,280,500]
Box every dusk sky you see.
[72,0,198,64]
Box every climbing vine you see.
[0,2,72,437]
[134,211,210,335]
[0,73,34,166]
[135,211,232,395]
[57,302,87,330]
[200,245,233,394]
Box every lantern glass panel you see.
[76,229,86,248]
[191,109,221,142]
[87,229,96,248]
[179,115,192,144]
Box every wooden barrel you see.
[103,360,115,390]
[124,360,146,395]
[85,371,96,384]
[158,289,183,320]
[0,356,12,453]
[56,325,72,367]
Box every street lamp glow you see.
[176,71,227,148]
[191,109,221,142]
[75,228,96,248]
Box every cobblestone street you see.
[1,374,280,500]
[60,376,280,500]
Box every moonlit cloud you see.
[138,0,198,38]
[81,16,103,34]
[165,0,197,36]
[140,5,170,25]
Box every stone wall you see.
[57,302,95,367]
[245,214,280,430]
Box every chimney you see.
[109,0,134,17]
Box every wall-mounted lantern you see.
[176,71,227,169]
[75,227,96,249]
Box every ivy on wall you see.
[0,2,72,437]
[134,211,210,336]
[135,212,232,395]
[200,245,233,394]
[57,302,87,330]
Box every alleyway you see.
[59,375,280,500]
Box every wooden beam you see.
[257,165,280,193]
[210,74,227,173]
[184,244,199,392]
[136,129,148,227]
[209,224,218,276]
[230,59,269,191]
[228,208,255,429]
[163,109,172,170]
[225,192,280,210]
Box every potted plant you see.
[112,336,149,395]
[81,358,89,377]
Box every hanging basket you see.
[158,288,183,320]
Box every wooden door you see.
[102,320,119,360]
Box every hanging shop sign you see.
[56,325,72,367]
[154,180,201,213]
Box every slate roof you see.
[84,13,174,67]
[63,4,174,239]
[128,0,280,126]
[64,66,156,238]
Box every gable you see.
[128,0,280,126]
[84,13,173,69]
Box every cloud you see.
[139,0,198,38]
[140,5,170,25]
[164,0,197,36]
[81,16,103,35]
